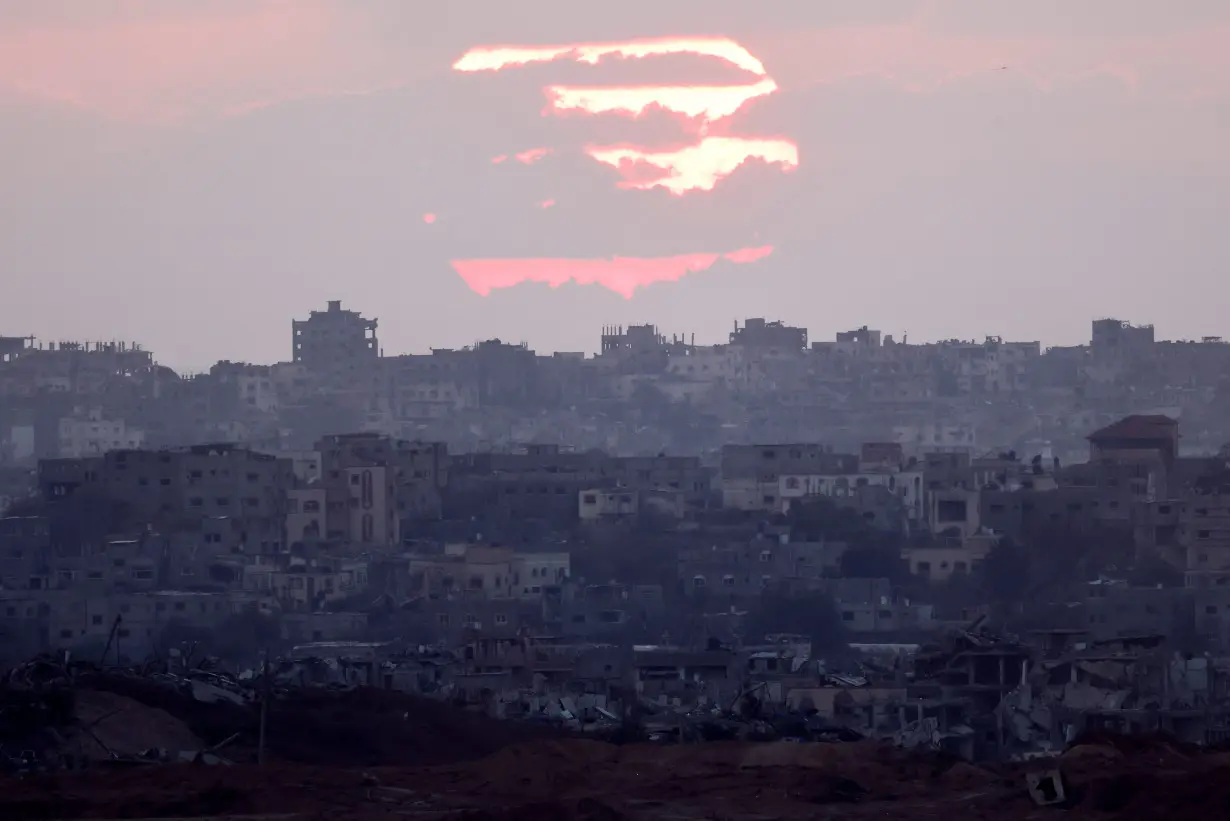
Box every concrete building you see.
[721,445,858,512]
[777,467,924,522]
[286,488,326,546]
[57,409,145,458]
[1087,415,1179,466]
[579,489,638,520]
[292,300,379,373]
[36,444,295,550]
[317,433,448,536]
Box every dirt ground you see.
[4,733,1230,820]
[81,679,564,767]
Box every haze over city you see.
[2,0,1228,370]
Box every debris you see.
[1026,769,1067,806]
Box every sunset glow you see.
[422,212,437,224]
[455,35,797,195]
[452,36,791,294]
[588,136,798,194]
[453,36,766,77]
[451,246,775,299]
[546,78,778,122]
[514,147,551,164]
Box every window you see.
[692,575,706,588]
[494,614,509,626]
[1207,605,1218,615]
[437,614,449,627]
[189,497,203,508]
[91,615,103,625]
[841,611,855,622]
[1199,530,1212,540]
[59,629,73,639]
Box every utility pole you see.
[258,650,270,765]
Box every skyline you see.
[2,1,1227,370]
[4,307,1202,374]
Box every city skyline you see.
[2,1,1228,370]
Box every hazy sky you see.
[2,1,1227,370]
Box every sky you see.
[1,1,1227,370]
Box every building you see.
[579,489,638,520]
[316,433,449,543]
[1087,415,1179,466]
[291,300,379,374]
[721,445,858,512]
[57,409,145,458]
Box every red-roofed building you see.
[1088,415,1179,465]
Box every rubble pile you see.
[89,674,565,766]
[2,734,1229,820]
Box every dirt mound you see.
[83,676,564,767]
[69,689,202,758]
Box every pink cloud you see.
[0,1,425,123]
[0,3,1226,125]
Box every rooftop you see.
[1088,415,1178,442]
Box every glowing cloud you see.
[453,36,793,295]
[451,246,775,299]
[491,154,508,164]
[515,147,551,164]
[422,213,437,224]
[458,35,796,197]
[453,36,766,77]
[546,78,778,122]
[588,136,798,194]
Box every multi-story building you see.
[315,433,449,543]
[57,408,145,458]
[720,444,858,512]
[36,444,295,550]
[292,300,379,374]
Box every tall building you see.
[291,301,379,373]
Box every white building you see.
[57,409,144,457]
[579,489,639,520]
[777,470,924,520]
